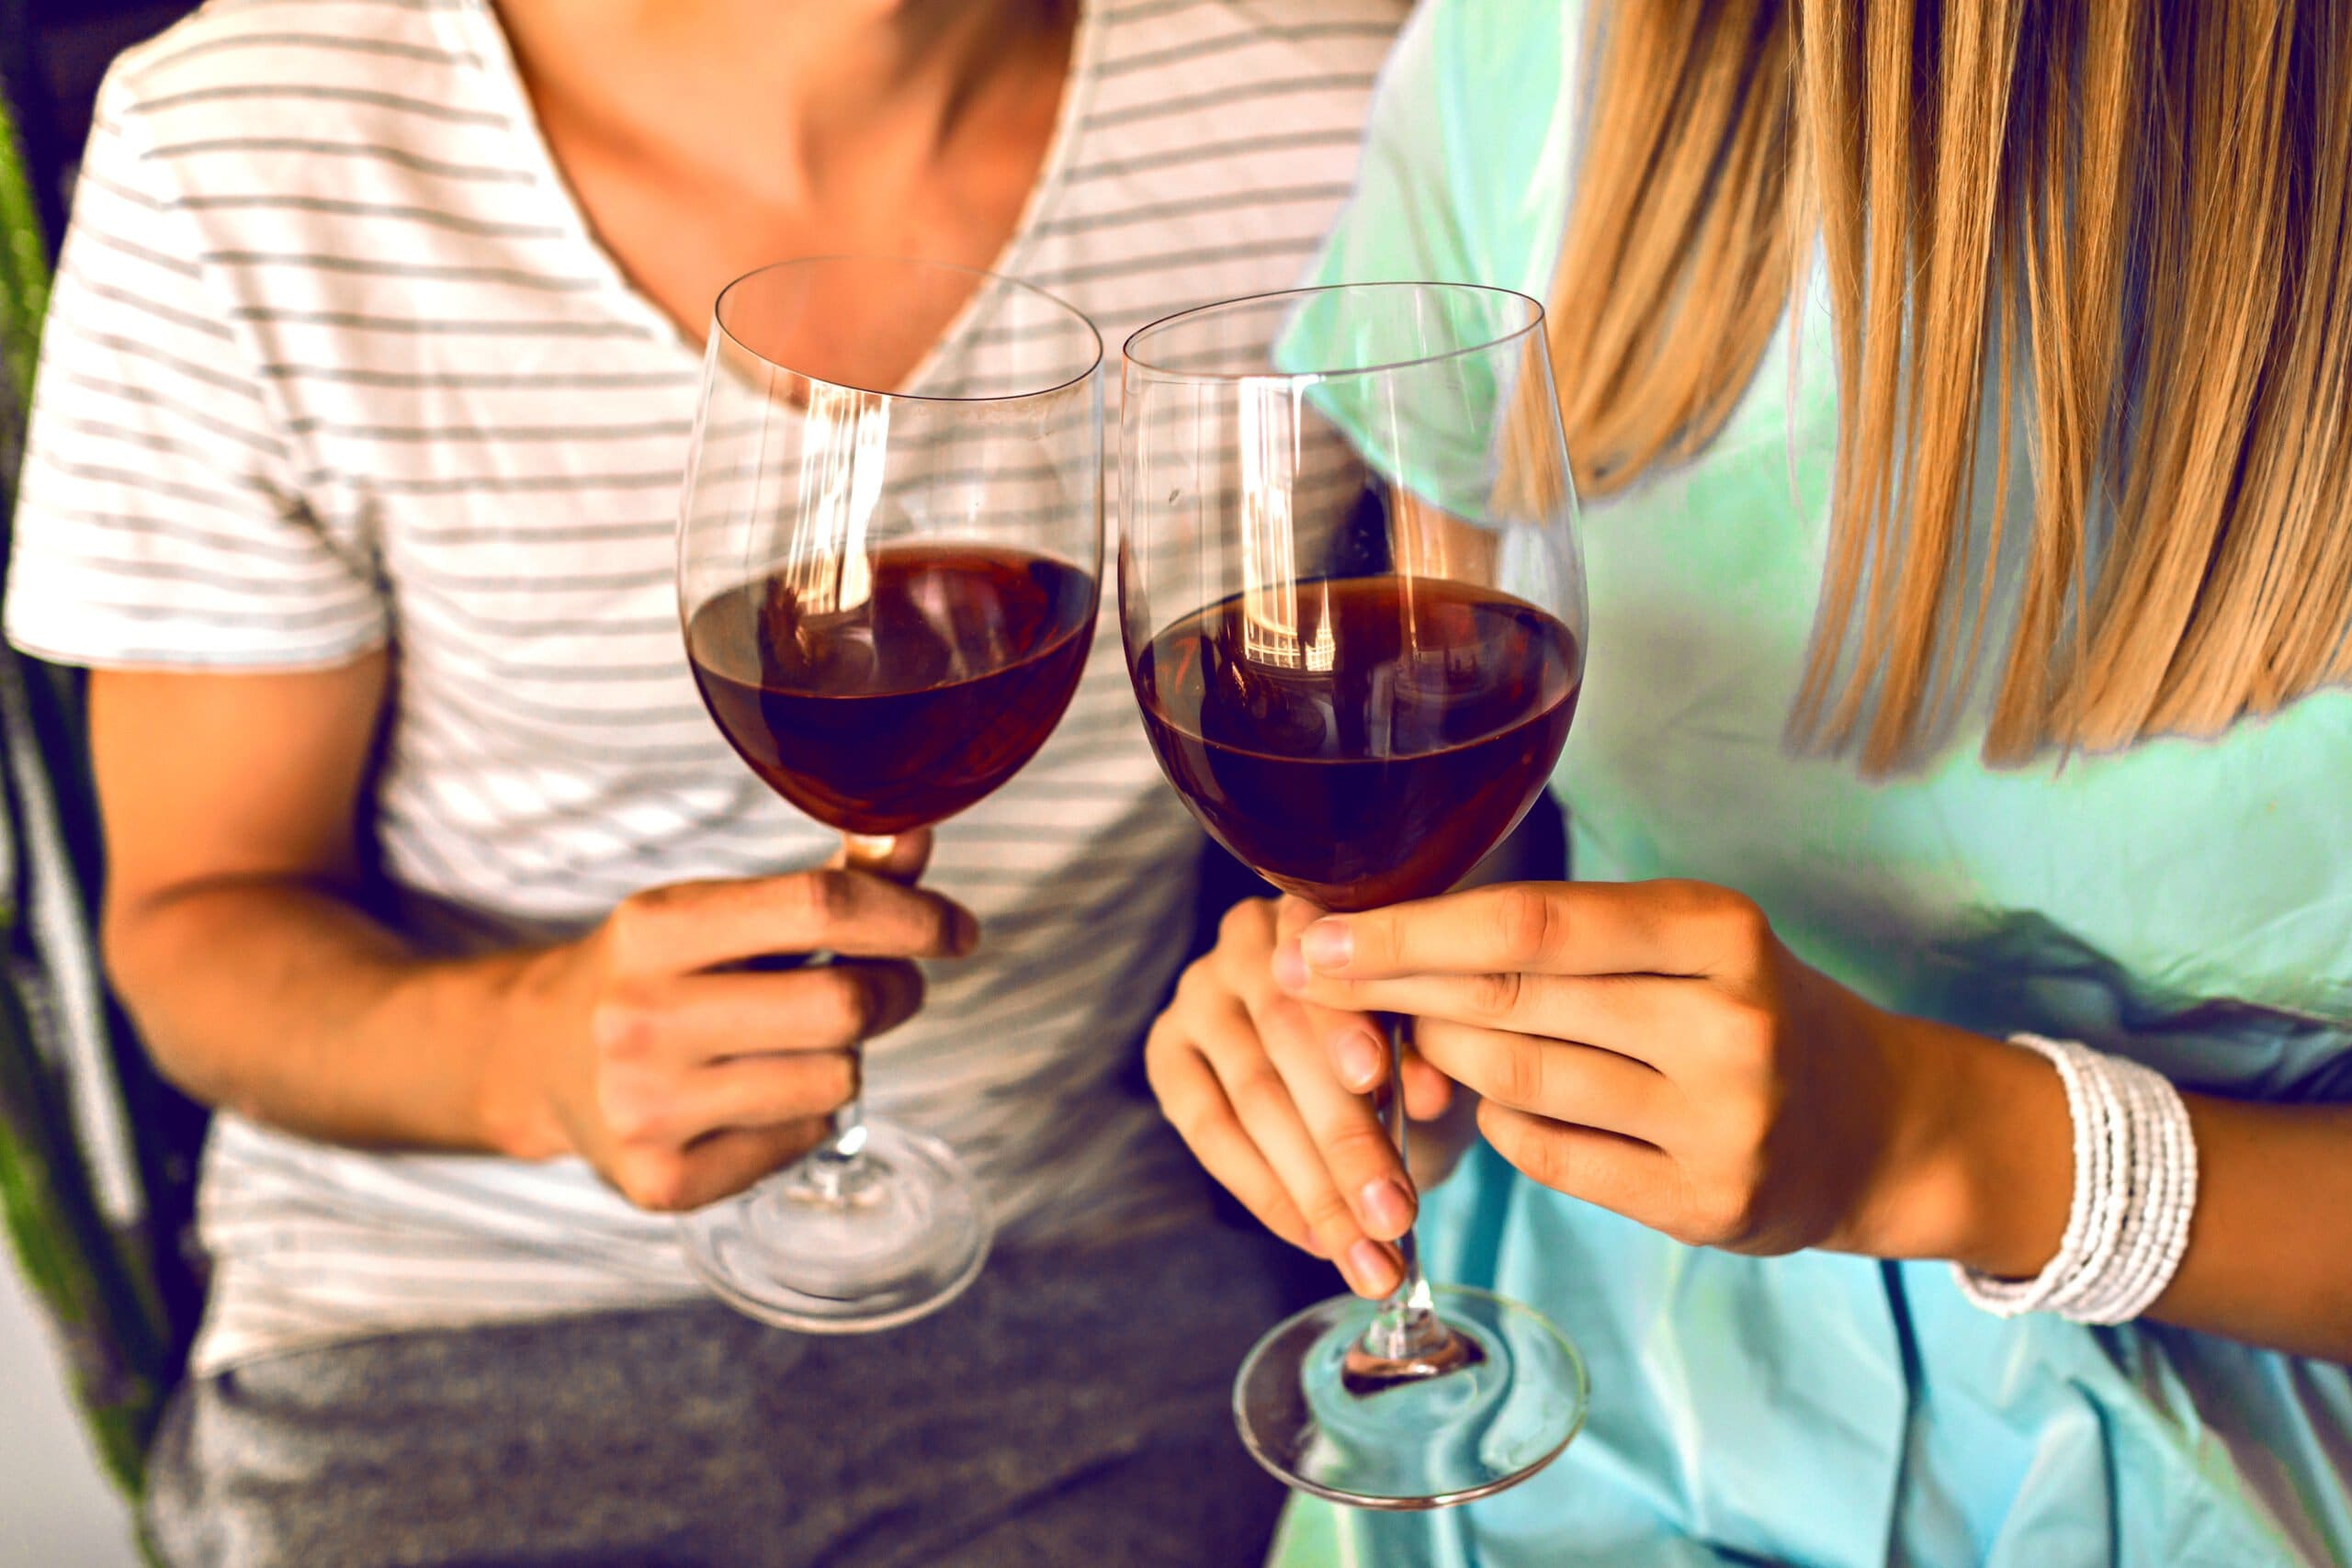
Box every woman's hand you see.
[1275,879,2070,1267]
[1145,897,1458,1297]
[497,830,981,1213]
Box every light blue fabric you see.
[1272,3,2352,1564]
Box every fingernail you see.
[1347,1238,1399,1296]
[1332,1028,1383,1091]
[1272,940,1307,992]
[1301,919,1352,970]
[949,908,981,953]
[1359,1178,1414,1236]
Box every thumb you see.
[832,828,933,885]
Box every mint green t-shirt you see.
[1276,4,2352,1564]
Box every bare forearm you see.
[107,878,553,1157]
[2151,1094,2352,1357]
[1906,1020,2352,1360]
[83,664,942,1212]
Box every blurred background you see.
[10,2,191,240]
[3,5,191,1563]
[4,1264,139,1564]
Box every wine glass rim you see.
[1121,280,1547,383]
[709,255,1105,404]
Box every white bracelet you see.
[1951,1032,2200,1325]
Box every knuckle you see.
[1708,1000,1780,1070]
[1491,1034,1548,1108]
[1702,886,1773,951]
[1223,1061,1292,1124]
[1515,1125,1573,1191]
[1190,995,1256,1064]
[600,1092,661,1145]
[1697,1179,1767,1250]
[1146,1048,1223,1138]
[1492,885,1560,967]
[1468,967,1526,1023]
[594,1066,668,1144]
[1481,1101,1579,1194]
[788,869,854,927]
[1321,1120,1396,1175]
[820,970,878,1039]
[1165,1096,1227,1149]
[601,895,663,973]
[588,998,656,1061]
[1300,1186,1355,1235]
[612,1151,692,1213]
[1218,898,1272,948]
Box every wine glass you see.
[676,257,1103,1332]
[1120,283,1589,1506]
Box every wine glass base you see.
[1234,1284,1587,1510]
[679,1120,992,1335]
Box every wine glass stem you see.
[801,1093,870,1201]
[798,829,896,1201]
[1362,1012,1451,1362]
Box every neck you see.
[496,0,1070,201]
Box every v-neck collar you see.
[436,0,1105,389]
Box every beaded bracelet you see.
[1951,1032,2200,1325]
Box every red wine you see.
[688,544,1096,835]
[1132,575,1579,911]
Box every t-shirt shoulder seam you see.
[110,0,457,100]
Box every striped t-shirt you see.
[5,0,1404,1374]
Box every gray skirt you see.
[147,1213,1322,1567]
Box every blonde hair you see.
[1548,1,2352,772]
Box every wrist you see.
[468,947,573,1162]
[1858,1010,2072,1273]
[1914,1021,2075,1274]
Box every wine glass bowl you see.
[684,542,1098,835]
[675,256,1104,1333]
[1121,282,1589,1506]
[1127,565,1580,912]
